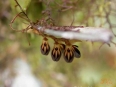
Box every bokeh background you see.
[0,0,116,87]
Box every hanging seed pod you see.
[60,44,66,50]
[40,38,50,55]
[64,46,74,63]
[51,43,62,61]
[73,45,81,58]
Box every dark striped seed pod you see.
[40,38,50,55]
[64,46,74,63]
[60,44,66,50]
[51,43,62,61]
[72,45,81,58]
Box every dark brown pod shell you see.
[41,39,50,55]
[73,45,81,58]
[60,44,65,50]
[51,44,61,61]
[64,46,74,63]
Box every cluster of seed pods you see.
[40,37,81,63]
[10,0,81,63]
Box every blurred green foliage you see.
[0,0,116,87]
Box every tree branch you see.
[36,26,114,43]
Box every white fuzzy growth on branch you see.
[37,26,114,43]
